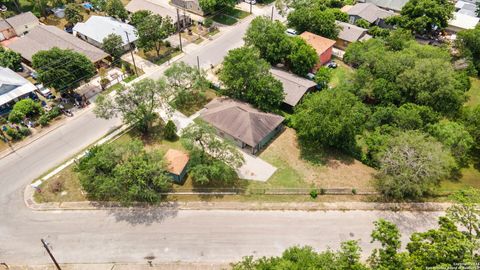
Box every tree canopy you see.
[136,14,175,57]
[456,25,480,76]
[102,33,124,60]
[286,36,318,76]
[219,47,284,112]
[105,0,128,21]
[0,47,22,71]
[32,47,95,93]
[198,0,236,14]
[76,139,171,204]
[94,78,173,134]
[65,3,83,25]
[292,89,369,154]
[287,7,339,39]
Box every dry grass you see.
[34,164,86,203]
[258,128,375,190]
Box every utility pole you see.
[176,8,183,52]
[271,6,274,21]
[249,1,252,14]
[197,56,200,70]
[124,31,138,76]
[41,238,61,270]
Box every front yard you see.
[137,47,181,65]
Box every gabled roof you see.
[299,31,336,55]
[0,20,11,31]
[360,0,409,12]
[200,98,284,147]
[6,25,108,63]
[73,16,138,46]
[126,0,179,23]
[5,12,39,29]
[448,12,479,30]
[0,67,36,106]
[270,68,316,107]
[336,21,370,42]
[347,3,394,23]
[164,149,189,175]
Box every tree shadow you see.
[189,177,249,201]
[103,200,180,226]
[298,140,356,166]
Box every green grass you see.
[172,89,217,117]
[123,74,138,83]
[465,77,480,107]
[223,8,250,19]
[329,61,354,88]
[212,14,238,25]
[438,167,480,194]
[152,50,182,65]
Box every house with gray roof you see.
[270,68,316,108]
[455,0,478,17]
[6,25,108,65]
[0,67,37,113]
[335,21,371,50]
[357,0,409,12]
[347,3,394,27]
[126,0,193,27]
[73,16,138,51]
[0,12,39,41]
[200,98,284,154]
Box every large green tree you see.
[32,47,95,93]
[198,0,235,14]
[65,3,83,25]
[105,0,128,21]
[375,131,455,200]
[286,36,318,76]
[287,7,339,39]
[76,140,171,204]
[136,14,175,57]
[102,33,124,60]
[447,188,480,249]
[181,121,244,184]
[219,47,284,112]
[94,78,173,134]
[456,25,480,75]
[0,47,22,71]
[394,0,454,36]
[369,219,407,270]
[130,10,152,26]
[292,89,369,154]
[462,105,480,165]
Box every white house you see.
[0,67,37,113]
[73,16,138,51]
[447,12,479,33]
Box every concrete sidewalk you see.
[4,263,229,270]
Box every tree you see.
[136,14,175,57]
[244,16,291,65]
[428,120,474,169]
[369,219,407,270]
[94,78,173,134]
[32,48,95,93]
[406,217,475,268]
[477,2,480,17]
[198,0,235,14]
[384,28,413,51]
[130,10,152,26]
[447,188,480,251]
[456,26,480,75]
[375,131,455,200]
[164,61,209,111]
[8,98,43,123]
[181,121,244,184]
[396,0,454,36]
[462,105,480,164]
[292,89,369,154]
[392,103,439,130]
[355,18,370,29]
[314,66,332,88]
[105,0,128,21]
[102,33,124,60]
[219,47,284,112]
[163,120,177,140]
[76,140,171,204]
[286,36,318,76]
[65,3,83,25]
[287,8,339,39]
[0,47,22,71]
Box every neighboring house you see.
[447,12,479,33]
[125,0,192,29]
[171,0,206,16]
[0,67,37,114]
[6,25,108,66]
[73,16,138,51]
[270,68,316,109]
[357,0,409,12]
[335,21,371,50]
[299,31,336,66]
[164,149,189,184]
[0,12,39,41]
[455,0,478,17]
[200,98,284,155]
[347,3,394,27]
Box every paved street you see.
[0,4,444,266]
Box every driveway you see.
[237,151,277,181]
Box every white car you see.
[35,84,54,99]
[286,28,297,36]
[245,0,256,4]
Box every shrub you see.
[164,40,171,47]
[352,188,357,195]
[5,128,23,140]
[19,127,31,137]
[38,114,50,127]
[163,120,177,140]
[310,189,319,199]
[48,179,65,193]
[204,18,213,28]
[8,99,43,123]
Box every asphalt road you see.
[0,6,444,265]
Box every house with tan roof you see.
[200,98,284,154]
[299,31,336,67]
[0,12,39,41]
[270,68,317,108]
[6,25,108,66]
[164,149,189,183]
[347,3,394,27]
[335,21,371,50]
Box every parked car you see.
[35,84,55,99]
[306,73,315,80]
[244,0,256,4]
[327,61,337,69]
[286,28,297,36]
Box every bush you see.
[38,114,50,127]
[19,127,31,137]
[164,40,171,47]
[352,188,357,195]
[310,189,318,199]
[48,179,64,193]
[5,128,23,140]
[8,99,43,123]
[163,120,177,140]
[204,18,213,28]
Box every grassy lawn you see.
[438,166,480,194]
[138,48,182,65]
[329,60,354,88]
[223,8,250,19]
[212,14,238,25]
[173,89,217,117]
[465,77,480,107]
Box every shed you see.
[335,21,371,50]
[164,149,189,184]
[299,31,336,66]
[270,68,316,108]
